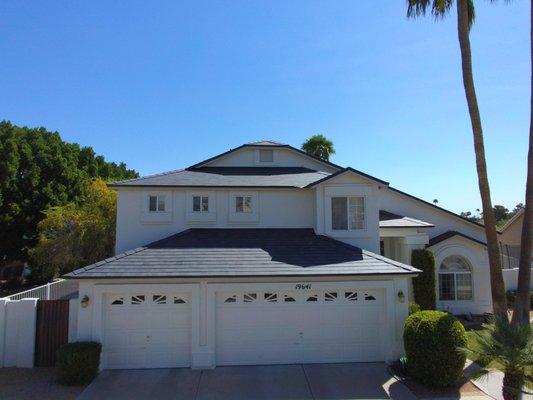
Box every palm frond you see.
[406,0,454,19]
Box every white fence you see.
[2,279,78,301]
[502,268,533,291]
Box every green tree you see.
[301,134,335,161]
[0,121,137,265]
[29,179,117,281]
[406,0,507,319]
[465,318,533,400]
[493,205,510,223]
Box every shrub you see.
[411,249,436,310]
[56,342,101,386]
[408,303,421,315]
[403,310,467,387]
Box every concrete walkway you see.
[78,362,418,400]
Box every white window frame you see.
[438,256,473,301]
[235,195,253,214]
[148,195,166,212]
[192,195,210,213]
[331,196,366,231]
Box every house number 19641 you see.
[295,284,311,290]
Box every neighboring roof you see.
[109,167,330,189]
[501,208,524,232]
[64,229,420,279]
[306,167,389,187]
[387,187,489,231]
[187,142,344,170]
[427,230,487,248]
[379,210,434,228]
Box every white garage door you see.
[104,292,191,369]
[216,288,386,365]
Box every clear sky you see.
[0,0,528,214]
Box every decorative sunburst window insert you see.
[306,294,318,302]
[224,295,237,303]
[131,295,145,305]
[364,293,376,301]
[174,296,187,304]
[153,295,167,304]
[110,296,124,305]
[325,292,338,302]
[243,293,257,303]
[283,294,296,302]
[264,293,277,303]
[345,292,358,302]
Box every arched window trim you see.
[438,255,473,301]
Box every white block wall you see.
[0,298,38,368]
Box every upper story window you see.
[236,195,252,213]
[193,195,209,212]
[259,149,274,162]
[331,196,365,230]
[148,195,165,212]
[438,255,473,301]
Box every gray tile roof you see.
[427,230,486,248]
[64,229,419,279]
[109,167,330,188]
[379,210,434,228]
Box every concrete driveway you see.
[78,363,416,400]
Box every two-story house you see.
[66,140,492,370]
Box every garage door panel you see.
[104,292,191,369]
[216,288,386,366]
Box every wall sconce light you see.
[397,290,405,303]
[80,295,90,308]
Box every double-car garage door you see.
[102,285,386,369]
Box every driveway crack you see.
[193,370,203,400]
[301,364,316,400]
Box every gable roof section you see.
[501,208,524,232]
[64,228,420,279]
[188,141,344,171]
[307,167,389,187]
[109,167,330,189]
[379,210,434,228]
[427,230,487,248]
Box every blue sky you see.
[0,0,528,214]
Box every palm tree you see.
[465,318,533,400]
[301,134,336,161]
[407,0,508,319]
[511,0,533,326]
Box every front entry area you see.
[216,288,386,365]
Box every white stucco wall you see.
[204,147,338,173]
[116,188,315,254]
[429,236,491,315]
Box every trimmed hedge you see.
[56,342,101,386]
[403,311,467,388]
[408,303,421,315]
[411,249,436,310]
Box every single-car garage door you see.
[104,292,191,369]
[216,288,386,366]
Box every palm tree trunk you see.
[511,0,533,326]
[502,367,524,400]
[456,0,508,319]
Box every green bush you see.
[408,303,421,315]
[411,249,436,310]
[56,342,101,386]
[506,290,533,309]
[403,310,467,387]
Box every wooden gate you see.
[35,300,69,367]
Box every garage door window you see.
[153,295,167,304]
[325,292,338,302]
[131,295,145,304]
[219,290,380,305]
[345,292,358,301]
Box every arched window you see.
[438,255,473,301]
